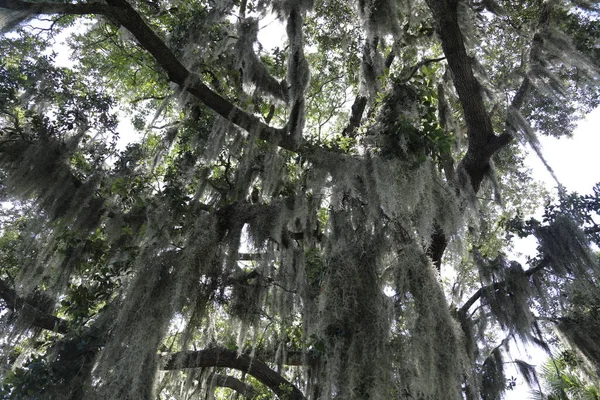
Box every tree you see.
[531,350,600,399]
[0,0,599,398]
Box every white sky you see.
[506,106,600,399]
[527,106,600,194]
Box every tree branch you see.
[424,0,512,191]
[210,374,256,398]
[0,0,298,151]
[502,2,551,137]
[458,260,547,316]
[0,277,69,334]
[425,0,495,150]
[398,56,446,83]
[163,347,306,400]
[0,0,115,15]
[341,95,367,138]
[422,1,555,272]
[425,0,554,192]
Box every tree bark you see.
[164,348,306,399]
[0,278,69,334]
[0,0,296,150]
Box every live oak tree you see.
[0,0,599,398]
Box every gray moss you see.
[535,215,599,280]
[235,18,289,102]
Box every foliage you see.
[532,351,600,400]
[0,0,599,399]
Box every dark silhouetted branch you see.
[0,277,69,334]
[211,374,256,398]
[0,0,297,150]
[458,261,547,316]
[163,347,306,399]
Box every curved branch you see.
[0,282,305,399]
[163,347,306,400]
[398,56,446,84]
[0,0,297,150]
[458,260,548,316]
[0,279,307,399]
[211,374,256,398]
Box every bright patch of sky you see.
[512,107,600,258]
[257,13,285,52]
[528,107,600,195]
[505,106,600,399]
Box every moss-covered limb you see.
[557,317,600,376]
[427,225,447,272]
[341,95,367,138]
[498,4,555,181]
[235,18,288,103]
[215,199,320,247]
[163,347,306,400]
[341,42,438,138]
[458,260,548,316]
[223,348,320,367]
[0,0,115,15]
[210,374,256,399]
[341,39,380,137]
[282,4,310,146]
[426,0,555,191]
[0,0,296,150]
[479,342,508,400]
[0,277,69,334]
[503,3,551,133]
[103,0,296,148]
[0,274,305,397]
[424,0,507,191]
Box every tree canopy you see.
[0,0,599,398]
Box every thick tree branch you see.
[425,0,553,192]
[163,347,306,400]
[458,260,547,316]
[424,0,515,192]
[502,2,551,137]
[425,0,495,150]
[0,277,69,334]
[0,0,297,150]
[342,35,378,138]
[424,0,551,268]
[211,374,256,398]
[104,0,298,148]
[341,95,367,138]
[0,0,114,15]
